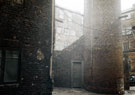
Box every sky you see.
[55,0,84,14]
[56,0,135,14]
[121,0,135,11]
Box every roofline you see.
[55,5,84,16]
[121,8,135,14]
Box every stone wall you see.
[0,0,53,95]
[53,36,84,88]
[84,0,124,94]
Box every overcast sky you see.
[55,0,135,14]
[121,0,135,11]
[55,0,84,14]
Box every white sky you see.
[121,0,135,11]
[56,0,135,14]
[55,0,84,14]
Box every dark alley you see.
[0,0,135,95]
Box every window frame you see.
[0,48,21,85]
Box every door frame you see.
[71,60,84,88]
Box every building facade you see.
[55,6,83,51]
[0,0,54,95]
[54,1,124,94]
[53,6,84,88]
[121,5,135,72]
[83,0,124,94]
[121,5,135,89]
[53,36,84,88]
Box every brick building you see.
[53,36,84,88]
[53,6,84,88]
[55,6,83,51]
[83,0,124,94]
[0,0,129,94]
[121,5,135,72]
[54,0,125,94]
[121,5,135,89]
[0,0,54,95]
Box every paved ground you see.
[52,87,135,95]
[52,88,115,95]
[125,87,135,95]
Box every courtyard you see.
[53,88,115,95]
[53,87,135,95]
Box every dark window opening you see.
[0,49,20,84]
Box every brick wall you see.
[53,36,84,88]
[122,34,135,72]
[122,34,135,89]
[83,0,124,94]
[0,1,53,95]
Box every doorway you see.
[71,61,83,88]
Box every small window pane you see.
[4,51,19,82]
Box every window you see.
[132,26,135,30]
[122,30,126,35]
[122,27,132,35]
[127,13,131,19]
[123,43,129,51]
[59,10,64,19]
[67,13,72,22]
[0,49,20,84]
[121,13,131,20]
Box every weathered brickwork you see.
[122,34,135,89]
[124,37,135,72]
[84,0,124,94]
[0,1,53,95]
[121,7,135,88]
[121,9,135,73]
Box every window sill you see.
[0,83,19,87]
